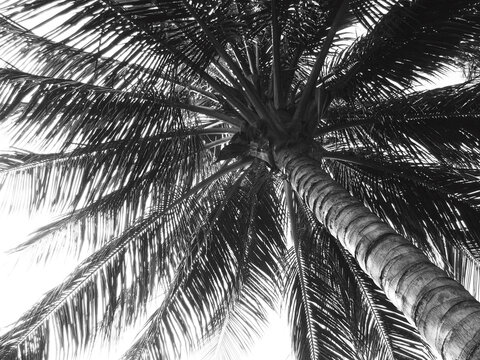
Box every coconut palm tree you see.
[1,0,480,359]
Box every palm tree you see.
[1,0,480,359]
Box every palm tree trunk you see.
[275,147,480,360]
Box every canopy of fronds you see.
[0,1,480,359]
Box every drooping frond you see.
[189,173,286,360]
[0,159,254,360]
[0,130,210,213]
[120,165,285,360]
[325,0,480,101]
[0,67,241,150]
[0,14,171,92]
[0,195,200,359]
[284,205,357,360]
[448,246,480,301]
[322,226,436,360]
[323,80,480,167]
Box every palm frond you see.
[284,206,358,360]
[323,80,480,167]
[448,246,480,300]
[121,165,285,360]
[0,14,167,92]
[325,0,480,101]
[0,67,241,150]
[0,0,260,130]
[0,195,200,359]
[199,174,285,360]
[325,227,436,360]
[349,0,396,30]
[0,160,251,360]
[0,129,209,214]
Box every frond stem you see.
[0,129,237,174]
[98,0,255,125]
[292,0,349,125]
[336,241,396,359]
[271,0,282,109]
[284,180,317,359]
[315,119,374,136]
[203,136,233,149]
[284,180,297,246]
[3,67,245,128]
[181,1,274,126]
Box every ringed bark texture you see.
[275,147,480,360]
